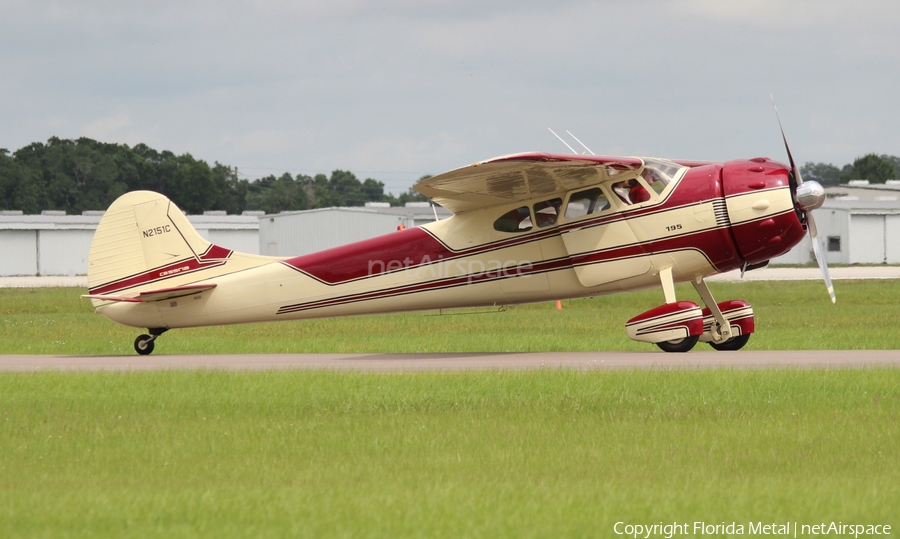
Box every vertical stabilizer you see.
[86,191,275,300]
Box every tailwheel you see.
[133,328,167,356]
[134,334,155,355]
[656,335,699,353]
[709,334,751,351]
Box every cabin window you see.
[493,206,533,233]
[564,188,610,219]
[533,198,562,227]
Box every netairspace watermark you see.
[368,255,534,283]
[614,521,892,538]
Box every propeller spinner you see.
[771,96,835,303]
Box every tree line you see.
[801,154,900,186]
[0,137,428,215]
[1,137,898,214]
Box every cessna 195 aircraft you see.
[84,118,834,355]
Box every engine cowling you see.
[721,158,807,265]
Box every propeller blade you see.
[770,94,803,185]
[806,210,818,237]
[807,213,836,303]
[772,96,833,303]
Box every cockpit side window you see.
[564,187,611,220]
[533,198,562,228]
[493,206,533,233]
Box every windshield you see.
[641,158,686,194]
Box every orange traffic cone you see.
[555,300,562,310]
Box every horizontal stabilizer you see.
[83,283,217,303]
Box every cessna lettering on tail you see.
[159,266,190,278]
[143,225,172,238]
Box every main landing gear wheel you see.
[134,334,155,355]
[709,334,751,351]
[656,335,699,353]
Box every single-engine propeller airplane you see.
[84,108,834,355]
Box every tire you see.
[709,334,750,351]
[134,334,155,355]
[656,335,699,353]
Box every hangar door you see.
[887,215,900,264]
[849,215,885,264]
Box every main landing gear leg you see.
[134,328,168,356]
[631,271,753,353]
[692,278,732,344]
[692,278,752,351]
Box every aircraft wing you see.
[414,152,644,213]
[82,283,217,303]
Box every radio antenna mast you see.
[548,128,577,154]
[566,130,595,155]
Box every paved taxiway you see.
[1,350,898,372]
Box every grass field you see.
[1,369,898,538]
[2,279,900,354]
[1,282,898,537]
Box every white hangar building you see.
[772,182,900,265]
[0,211,261,277]
[0,202,450,276]
[259,202,451,257]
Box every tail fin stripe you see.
[88,257,227,295]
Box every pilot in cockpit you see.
[613,179,650,205]
[629,178,651,203]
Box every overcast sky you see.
[2,0,898,194]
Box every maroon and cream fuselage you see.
[87,154,806,334]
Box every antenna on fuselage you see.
[548,128,578,154]
[566,130,595,155]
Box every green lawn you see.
[1,280,898,354]
[1,369,897,538]
[1,282,898,537]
